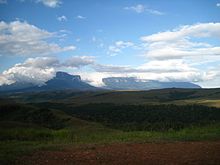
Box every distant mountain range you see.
[0,72,201,93]
[0,72,97,92]
[103,77,201,90]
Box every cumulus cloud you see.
[0,56,95,86]
[36,0,61,8]
[108,41,134,56]
[124,4,164,15]
[141,23,220,59]
[0,58,56,86]
[0,76,13,86]
[0,21,75,56]
[217,3,220,7]
[57,15,67,22]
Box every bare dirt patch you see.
[17,141,220,165]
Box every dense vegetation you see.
[69,103,220,131]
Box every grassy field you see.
[1,123,220,164]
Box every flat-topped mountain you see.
[102,77,201,90]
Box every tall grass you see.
[1,123,219,143]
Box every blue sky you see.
[0,0,220,87]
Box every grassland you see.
[1,123,220,164]
[1,88,220,164]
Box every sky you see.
[0,0,220,87]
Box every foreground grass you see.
[1,123,220,164]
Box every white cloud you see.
[192,66,220,88]
[64,56,95,68]
[115,41,134,47]
[0,21,75,57]
[76,15,86,19]
[57,15,67,22]
[75,71,109,87]
[124,4,145,13]
[141,23,220,42]
[145,8,164,15]
[37,0,61,8]
[217,3,220,7]
[0,0,7,4]
[141,23,220,59]
[137,59,196,72]
[0,76,13,86]
[124,4,164,15]
[22,57,60,68]
[108,41,134,56]
[144,40,220,60]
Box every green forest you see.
[69,103,220,131]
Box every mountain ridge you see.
[0,72,201,93]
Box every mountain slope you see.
[37,72,97,91]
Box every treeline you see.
[70,103,220,131]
